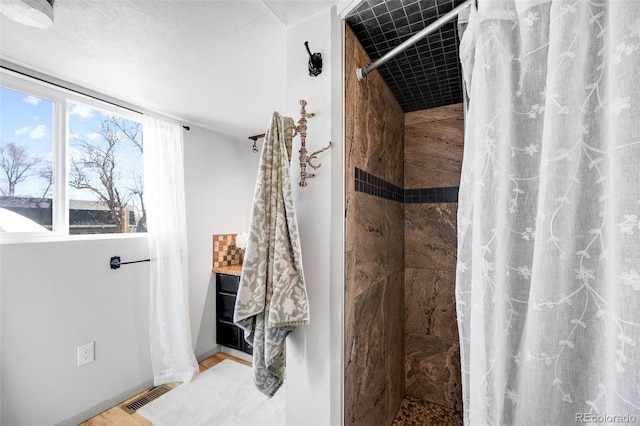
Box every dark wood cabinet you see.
[215,273,253,355]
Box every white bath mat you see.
[138,359,285,426]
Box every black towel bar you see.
[110,256,150,270]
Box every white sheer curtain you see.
[143,116,198,385]
[457,1,640,425]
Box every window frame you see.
[0,68,146,244]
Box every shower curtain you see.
[143,116,199,385]
[457,1,640,425]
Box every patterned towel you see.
[234,111,310,398]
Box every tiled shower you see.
[344,23,464,424]
[403,105,462,412]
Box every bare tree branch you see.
[112,116,142,153]
[39,162,53,199]
[0,142,42,196]
[69,117,143,232]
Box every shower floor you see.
[392,396,461,426]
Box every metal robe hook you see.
[304,41,322,77]
[296,99,331,187]
[248,134,263,153]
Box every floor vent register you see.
[121,385,172,414]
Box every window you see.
[68,102,145,234]
[0,70,146,238]
[0,87,54,232]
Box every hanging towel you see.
[234,111,310,398]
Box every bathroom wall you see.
[283,10,333,426]
[183,126,262,358]
[344,24,405,425]
[403,104,464,412]
[284,8,343,426]
[0,236,151,426]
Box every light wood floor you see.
[80,353,251,426]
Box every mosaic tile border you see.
[355,167,458,204]
[355,167,404,202]
[404,187,458,203]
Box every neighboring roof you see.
[69,199,111,211]
[0,196,128,211]
[0,196,52,208]
[0,196,137,229]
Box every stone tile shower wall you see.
[404,104,464,413]
[345,25,406,426]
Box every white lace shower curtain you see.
[143,116,198,385]
[457,1,640,425]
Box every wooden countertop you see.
[213,264,242,276]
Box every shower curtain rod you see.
[356,0,474,81]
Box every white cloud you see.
[69,147,83,156]
[86,132,101,140]
[29,124,47,139]
[69,103,95,119]
[15,126,31,135]
[24,96,40,106]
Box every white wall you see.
[0,236,151,426]
[0,126,266,426]
[183,126,264,357]
[285,7,344,426]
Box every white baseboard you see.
[196,345,221,362]
[220,346,252,363]
[55,379,154,426]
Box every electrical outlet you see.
[77,342,95,367]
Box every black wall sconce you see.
[305,41,322,77]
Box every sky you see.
[0,86,143,209]
[0,86,53,198]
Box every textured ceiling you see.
[345,0,468,112]
[0,1,339,139]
